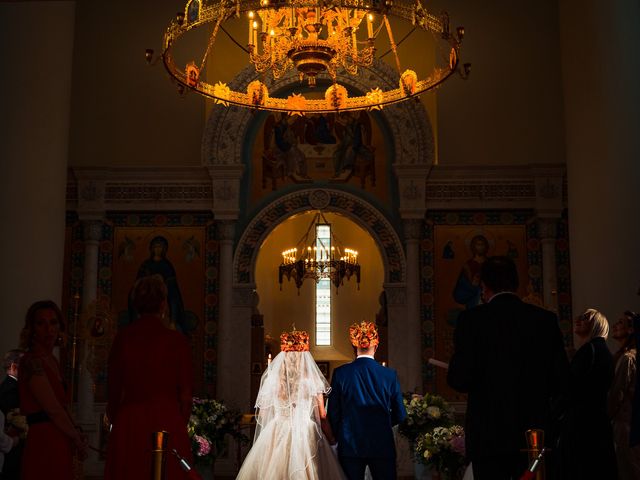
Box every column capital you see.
[383,283,407,306]
[232,285,259,308]
[75,171,107,220]
[533,167,564,219]
[403,219,423,241]
[537,217,558,240]
[393,164,429,219]
[208,165,245,220]
[82,220,103,242]
[218,220,236,242]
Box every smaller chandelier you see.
[279,212,360,293]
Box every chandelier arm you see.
[377,27,416,60]
[383,15,402,74]
[220,24,250,54]
[200,15,225,71]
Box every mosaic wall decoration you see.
[420,210,573,400]
[62,213,219,400]
[555,214,573,345]
[248,109,390,204]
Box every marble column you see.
[0,2,76,358]
[538,218,559,312]
[403,220,423,393]
[76,220,102,471]
[559,0,640,318]
[384,284,408,387]
[77,221,101,422]
[216,221,251,411]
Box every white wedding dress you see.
[236,351,347,480]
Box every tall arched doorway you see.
[255,210,386,368]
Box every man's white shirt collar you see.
[357,355,375,360]
[487,291,518,303]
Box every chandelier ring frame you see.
[161,0,464,114]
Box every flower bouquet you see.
[415,425,466,480]
[187,397,248,465]
[398,392,455,444]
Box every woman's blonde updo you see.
[579,308,610,340]
[131,274,168,315]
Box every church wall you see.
[426,0,566,166]
[0,1,76,360]
[68,0,206,167]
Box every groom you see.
[328,321,406,480]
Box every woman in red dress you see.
[105,274,193,480]
[18,300,88,480]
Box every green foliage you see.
[398,392,455,443]
[187,397,248,464]
[415,425,466,480]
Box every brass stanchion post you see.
[525,429,545,480]
[152,431,169,480]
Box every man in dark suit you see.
[328,321,406,480]
[447,256,569,480]
[0,349,23,480]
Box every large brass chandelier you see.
[153,0,467,114]
[279,212,360,292]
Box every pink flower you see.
[194,435,211,456]
[450,434,465,456]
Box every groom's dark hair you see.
[480,256,519,293]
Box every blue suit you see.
[328,357,406,479]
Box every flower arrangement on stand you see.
[399,393,465,480]
[399,393,455,444]
[187,397,248,478]
[415,425,466,480]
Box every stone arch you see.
[234,188,406,285]
[202,59,435,167]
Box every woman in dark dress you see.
[105,274,193,480]
[18,301,88,480]
[559,308,617,479]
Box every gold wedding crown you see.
[349,321,379,348]
[280,329,310,352]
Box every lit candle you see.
[367,13,373,38]
[268,353,272,366]
[253,21,258,47]
[382,361,386,367]
[248,12,254,45]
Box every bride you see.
[236,329,346,480]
